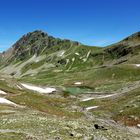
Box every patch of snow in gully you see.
[0,90,7,95]
[74,82,82,85]
[21,83,56,94]
[0,98,17,106]
[86,106,99,111]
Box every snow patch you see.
[83,51,91,62]
[72,57,75,62]
[137,124,140,128]
[17,85,22,90]
[0,90,7,95]
[83,58,87,62]
[60,51,65,57]
[87,51,91,58]
[74,82,82,85]
[0,98,17,106]
[67,58,75,70]
[134,64,140,67]
[66,59,69,66]
[82,94,116,101]
[21,83,56,94]
[75,52,80,56]
[86,106,99,111]
[57,50,65,57]
[97,94,115,99]
[35,59,39,63]
[82,97,94,102]
[34,55,46,63]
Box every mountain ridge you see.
[0,30,140,78]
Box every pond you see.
[64,86,94,95]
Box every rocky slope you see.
[1,31,140,78]
[0,30,104,77]
[0,30,140,140]
[104,32,140,63]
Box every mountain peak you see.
[0,30,81,64]
[26,30,48,37]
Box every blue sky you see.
[0,0,140,52]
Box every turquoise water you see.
[65,87,94,95]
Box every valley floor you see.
[0,74,140,140]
